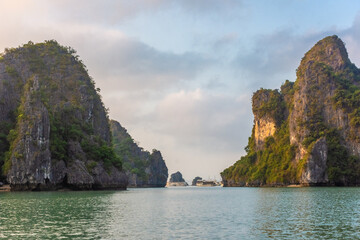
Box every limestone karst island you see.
[222,35,360,187]
[0,41,168,191]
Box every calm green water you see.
[0,187,360,239]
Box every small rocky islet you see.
[192,176,202,186]
[222,35,360,187]
[0,40,168,191]
[166,171,188,186]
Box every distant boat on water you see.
[195,180,221,187]
[166,182,188,187]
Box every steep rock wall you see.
[254,118,276,150]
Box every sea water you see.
[0,187,359,239]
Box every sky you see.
[2,0,360,182]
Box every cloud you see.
[150,89,250,144]
[173,0,243,16]
[341,14,360,66]
[0,0,244,27]
[3,0,167,26]
[90,39,213,91]
[213,33,239,51]
[203,76,227,90]
[232,29,338,90]
[112,89,252,151]
[231,17,360,92]
[0,18,213,92]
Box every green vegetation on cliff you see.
[0,120,15,180]
[222,84,299,185]
[252,88,285,126]
[110,120,168,187]
[325,128,360,183]
[332,64,360,133]
[111,121,148,180]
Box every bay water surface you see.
[0,187,360,239]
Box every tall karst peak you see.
[298,35,349,77]
[222,35,360,187]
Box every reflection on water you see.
[1,187,360,239]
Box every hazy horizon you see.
[3,0,360,182]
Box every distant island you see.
[191,176,221,186]
[222,35,360,187]
[166,171,188,186]
[192,176,202,186]
[0,40,168,191]
[110,120,168,187]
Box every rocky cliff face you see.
[110,120,168,187]
[222,35,360,186]
[0,40,127,190]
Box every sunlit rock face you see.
[254,118,276,150]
